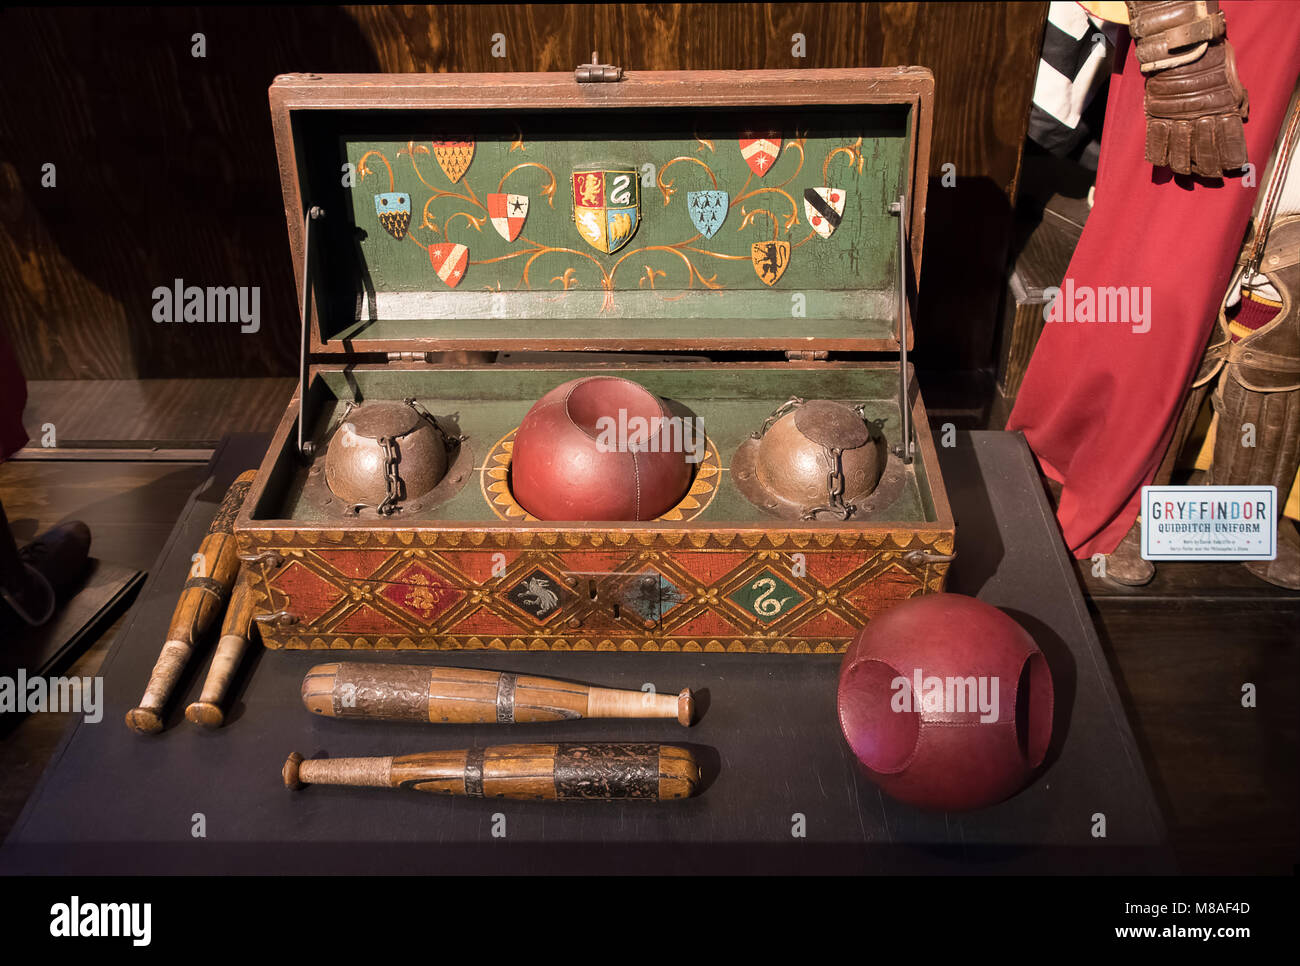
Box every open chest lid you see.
[269,65,932,358]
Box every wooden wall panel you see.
[0,3,1045,380]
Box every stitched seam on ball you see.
[631,450,642,519]
[564,377,661,443]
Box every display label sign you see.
[1141,485,1277,560]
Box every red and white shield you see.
[428,243,469,288]
[487,193,529,242]
[739,136,782,177]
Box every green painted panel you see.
[262,366,934,525]
[336,107,909,341]
[728,569,806,624]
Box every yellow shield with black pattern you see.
[751,240,790,286]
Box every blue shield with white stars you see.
[686,190,729,239]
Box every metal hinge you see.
[575,51,623,83]
[387,351,433,363]
[253,610,299,628]
[785,350,828,362]
[237,550,285,575]
[904,549,956,566]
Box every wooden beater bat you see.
[184,571,257,729]
[125,470,256,735]
[302,662,695,726]
[284,742,701,801]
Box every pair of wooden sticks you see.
[125,470,259,734]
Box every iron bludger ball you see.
[324,401,450,514]
[734,398,885,520]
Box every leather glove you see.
[1126,1,1249,178]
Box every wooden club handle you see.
[284,742,701,801]
[301,662,694,726]
[125,470,256,735]
[185,571,258,729]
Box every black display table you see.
[0,432,1169,873]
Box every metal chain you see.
[343,399,464,517]
[801,445,856,521]
[375,435,402,516]
[826,447,846,509]
[406,397,467,447]
[323,400,356,445]
[753,396,805,439]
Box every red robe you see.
[1008,1,1300,559]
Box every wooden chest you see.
[235,66,954,654]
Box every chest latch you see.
[575,51,623,83]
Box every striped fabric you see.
[1226,289,1282,342]
[1027,2,1116,157]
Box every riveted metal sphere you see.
[837,593,1055,812]
[324,402,449,510]
[735,399,884,520]
[511,376,693,521]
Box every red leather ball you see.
[511,376,693,521]
[837,593,1054,812]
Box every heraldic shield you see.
[572,167,640,254]
[751,240,790,286]
[687,190,729,239]
[488,193,529,242]
[738,135,782,177]
[431,140,474,183]
[803,187,846,239]
[374,192,411,240]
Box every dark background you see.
[0,2,1046,380]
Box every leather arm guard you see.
[1126,1,1249,178]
